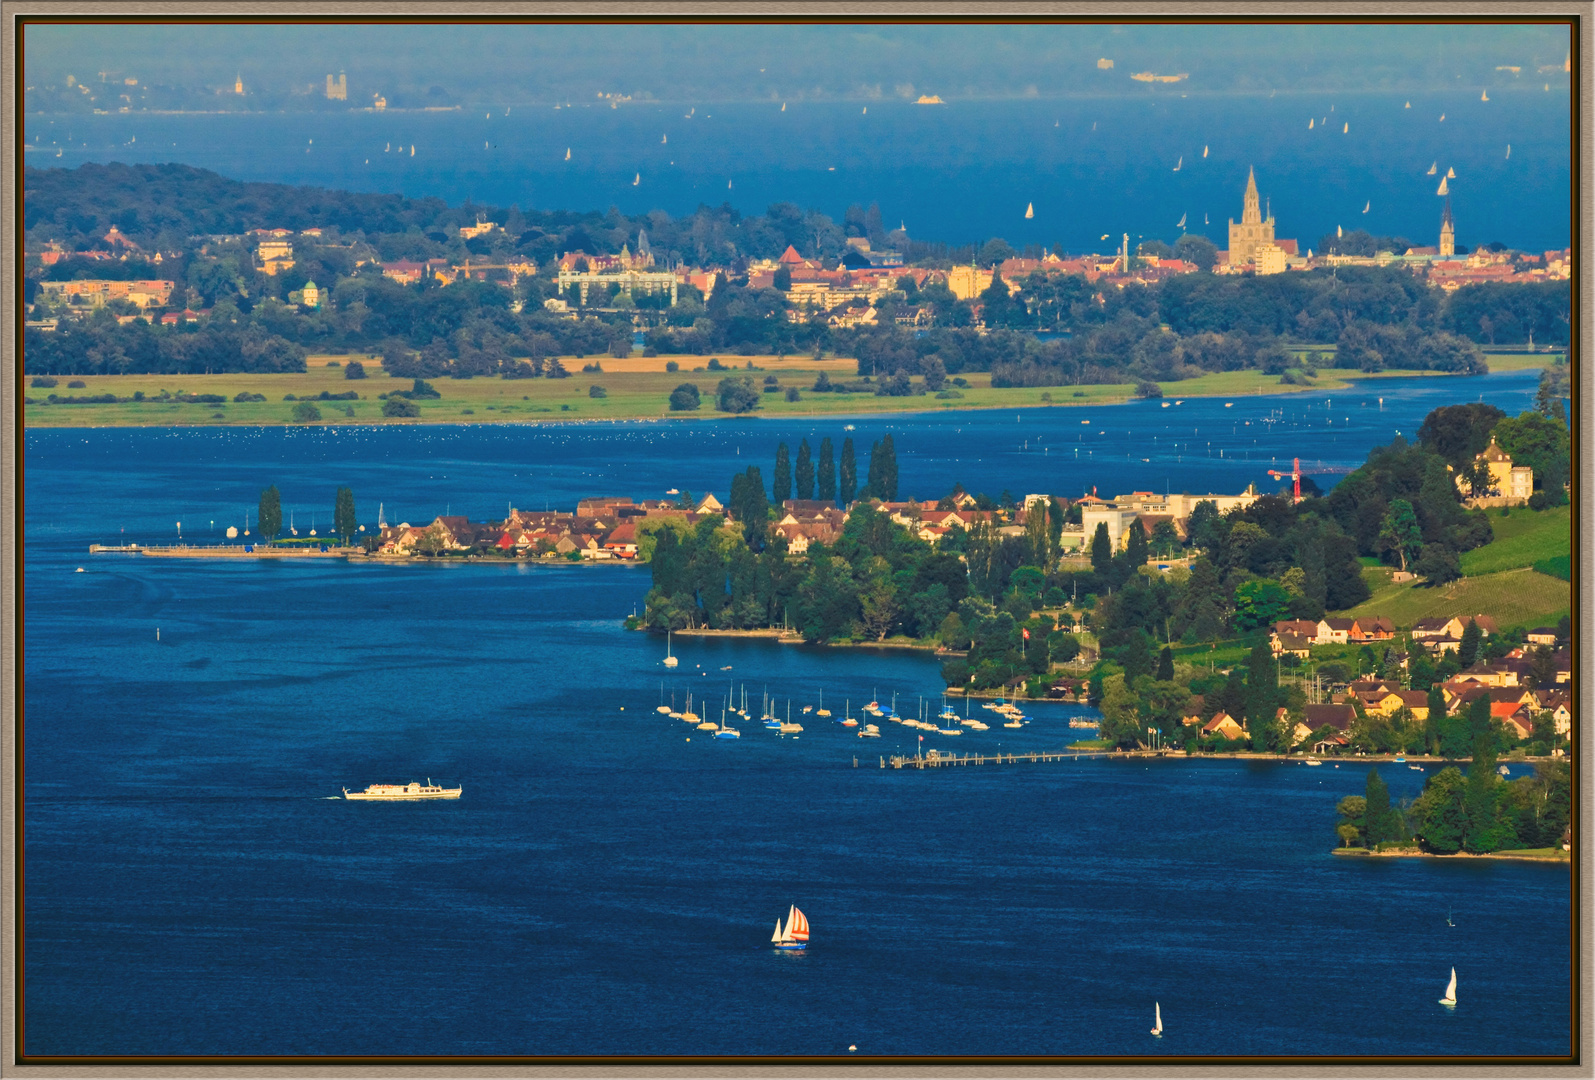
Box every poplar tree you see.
[1458,618,1483,668]
[1090,522,1113,576]
[878,434,898,500]
[1246,641,1279,751]
[773,443,792,505]
[258,485,282,542]
[333,486,357,544]
[1365,768,1395,848]
[795,438,814,500]
[817,437,836,503]
[1157,646,1175,681]
[839,437,857,505]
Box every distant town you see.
[24,167,1571,338]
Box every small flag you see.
[1023,628,1030,640]
[918,735,924,742]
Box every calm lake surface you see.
[22,370,1569,1057]
[25,91,1571,252]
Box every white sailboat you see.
[1025,202,1034,219]
[1439,967,1457,1006]
[409,145,414,156]
[1447,166,1456,178]
[1176,212,1186,229]
[1151,1002,1163,1036]
[1481,89,1489,102]
[1172,155,1181,171]
[1427,161,1437,175]
[1309,118,1314,129]
[781,102,786,111]
[1439,113,1445,121]
[1505,144,1511,159]
[1437,177,1449,196]
[1405,101,1411,108]
[1342,122,1349,133]
[663,629,678,667]
[728,179,733,190]
[1202,145,1208,157]
[565,148,571,160]
[1363,201,1370,214]
[661,133,667,144]
[633,172,640,186]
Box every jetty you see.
[878,748,1129,769]
[89,543,355,558]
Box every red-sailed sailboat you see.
[771,905,809,951]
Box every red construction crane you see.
[1268,458,1353,502]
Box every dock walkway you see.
[89,543,355,558]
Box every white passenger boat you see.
[343,780,461,800]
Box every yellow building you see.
[946,264,994,301]
[1252,242,1287,275]
[1228,167,1276,269]
[1457,436,1533,501]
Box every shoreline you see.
[22,362,1548,431]
[1331,847,1570,864]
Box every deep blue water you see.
[21,370,1570,1058]
[24,92,1571,252]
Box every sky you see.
[24,23,1575,105]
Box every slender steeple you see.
[1439,193,1455,257]
[1242,166,1262,224]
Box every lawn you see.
[1459,505,1571,577]
[1347,566,1571,633]
[22,354,1487,428]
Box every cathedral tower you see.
[1227,166,1276,268]
[1439,194,1455,257]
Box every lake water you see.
[25,91,1571,253]
[20,370,1570,1058]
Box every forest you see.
[23,163,1570,378]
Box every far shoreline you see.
[22,357,1549,431]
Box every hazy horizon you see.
[24,23,1574,108]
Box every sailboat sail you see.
[1427,162,1437,175]
[1446,166,1456,178]
[1437,177,1449,196]
[1202,145,1208,157]
[1025,202,1034,219]
[1176,213,1187,229]
[1440,967,1457,1004]
[787,905,810,941]
[1153,1002,1162,1034]
[1309,118,1314,129]
[771,919,784,943]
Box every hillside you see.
[1459,504,1570,577]
[1348,564,1569,632]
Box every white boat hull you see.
[344,782,461,800]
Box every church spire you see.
[1439,193,1455,257]
[1242,166,1261,224]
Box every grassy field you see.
[21,355,1502,429]
[1348,565,1570,633]
[1459,505,1571,577]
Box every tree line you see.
[1336,743,1569,855]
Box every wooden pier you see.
[89,543,355,558]
[875,749,1129,769]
